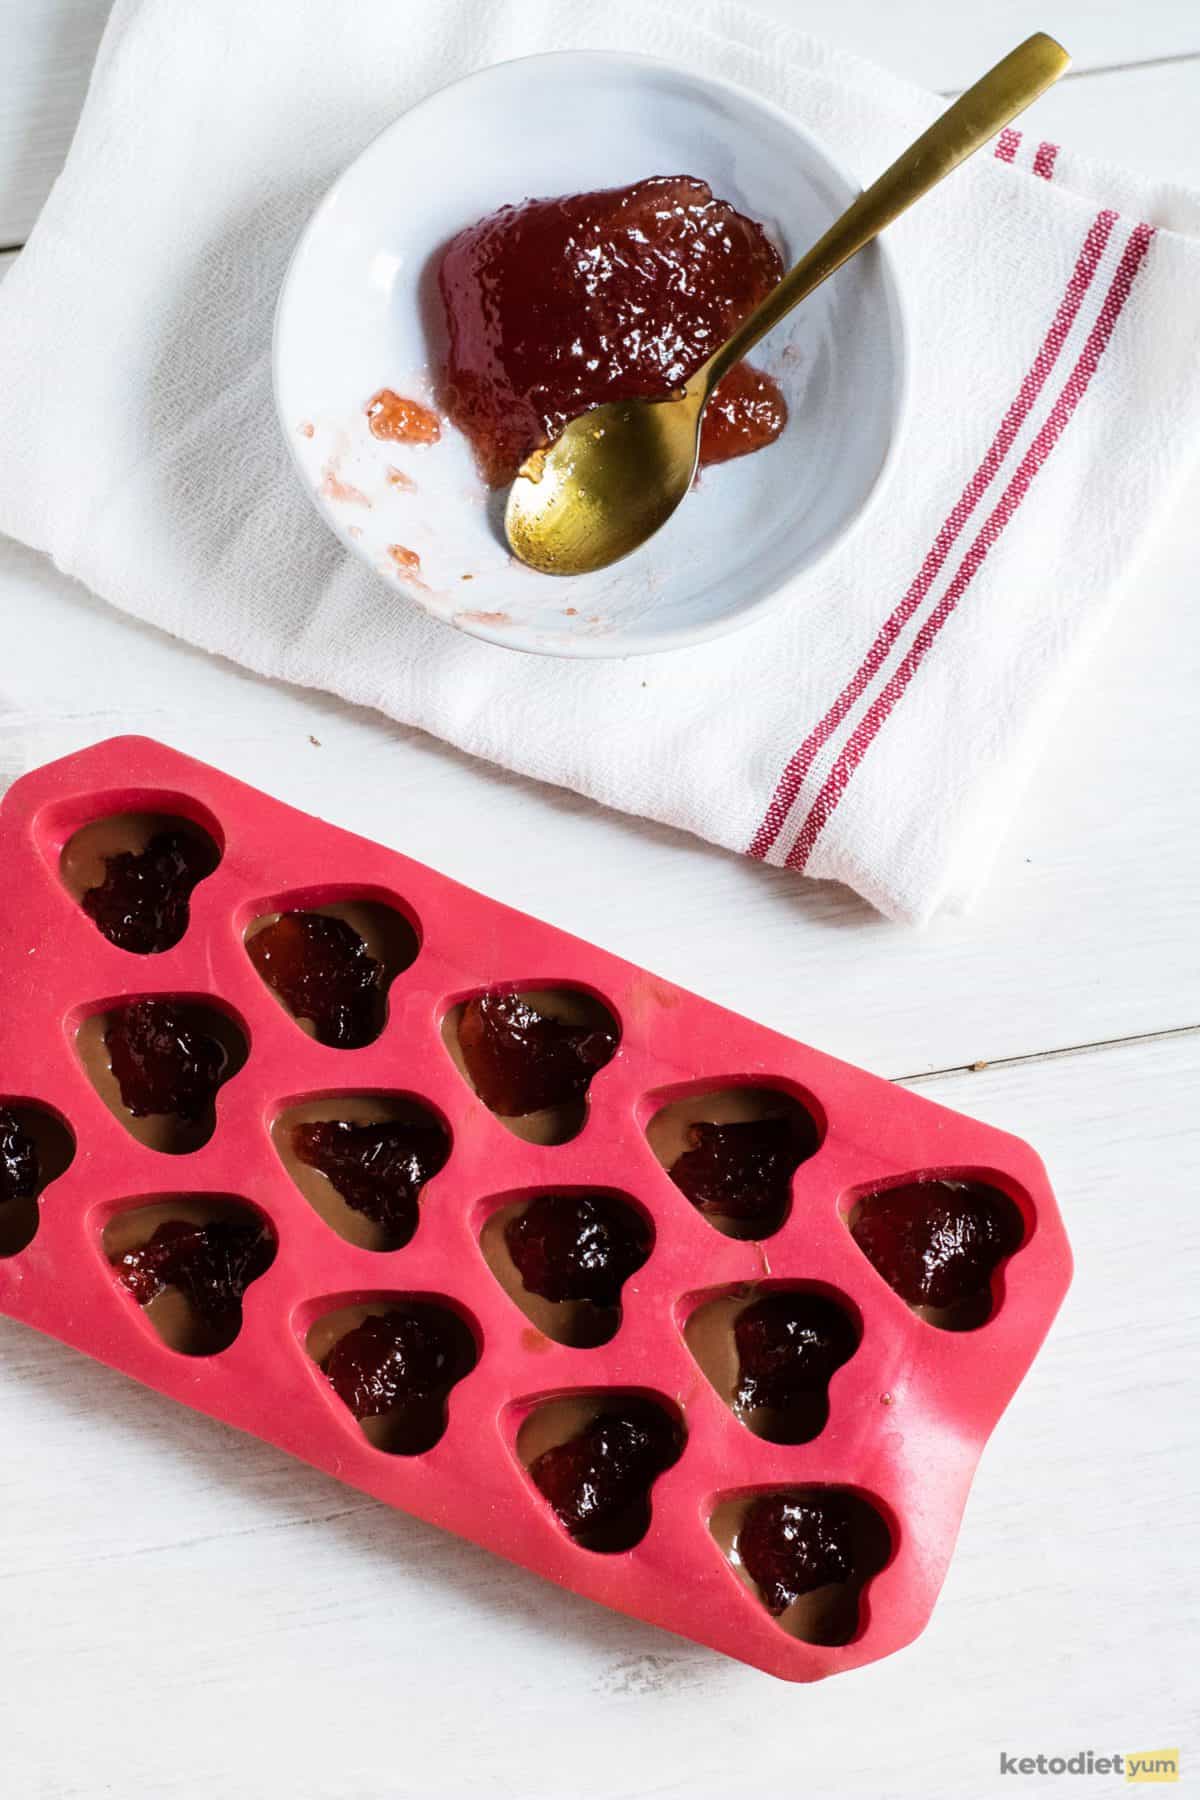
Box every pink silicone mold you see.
[0,738,1072,1681]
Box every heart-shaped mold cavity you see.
[244,897,418,1049]
[847,1175,1026,1330]
[273,1095,451,1252]
[306,1297,478,1455]
[683,1283,860,1444]
[443,987,619,1144]
[0,1101,75,1258]
[712,1487,892,1644]
[480,1189,652,1348]
[103,1196,276,1355]
[645,1084,821,1240]
[60,811,220,954]
[76,997,248,1154]
[515,1390,684,1553]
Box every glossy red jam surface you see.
[114,1217,274,1324]
[322,1306,476,1454]
[247,914,384,1049]
[738,1493,854,1615]
[850,1179,1023,1314]
[292,1118,449,1245]
[529,1401,683,1553]
[438,175,787,487]
[733,1292,858,1423]
[81,829,216,954]
[366,389,441,445]
[670,1115,816,1228]
[0,1109,38,1203]
[105,1000,228,1119]
[458,993,617,1117]
[505,1192,650,1308]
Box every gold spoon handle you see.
[702,31,1070,391]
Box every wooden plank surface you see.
[0,1032,1192,1799]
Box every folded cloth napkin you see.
[2,0,1200,922]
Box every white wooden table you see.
[0,6,1197,1796]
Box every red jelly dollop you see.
[733,1292,858,1428]
[247,914,385,1049]
[670,1116,815,1230]
[738,1493,854,1616]
[292,1118,449,1245]
[105,1000,229,1119]
[438,175,787,487]
[322,1305,476,1454]
[529,1401,683,1553]
[0,1109,38,1203]
[114,1217,274,1326]
[850,1179,1023,1317]
[457,992,617,1117]
[366,389,441,445]
[505,1192,650,1308]
[81,829,216,954]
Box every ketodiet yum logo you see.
[999,1749,1180,1782]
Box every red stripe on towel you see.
[746,209,1117,863]
[995,127,1022,163]
[784,222,1155,872]
[1034,140,1060,180]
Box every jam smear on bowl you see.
[292,1116,449,1249]
[670,1116,815,1239]
[319,1302,477,1455]
[732,1290,860,1443]
[438,175,787,487]
[724,1488,891,1643]
[451,990,618,1140]
[245,902,417,1049]
[79,826,219,954]
[526,1397,683,1554]
[849,1177,1025,1329]
[108,1204,275,1355]
[366,389,441,445]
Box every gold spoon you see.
[505,31,1070,577]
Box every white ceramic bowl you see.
[273,51,907,658]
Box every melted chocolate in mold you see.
[244,900,417,1050]
[710,1488,891,1644]
[443,987,619,1145]
[645,1086,819,1240]
[480,1191,650,1349]
[307,1300,477,1455]
[438,175,787,487]
[76,1000,247,1154]
[273,1096,449,1252]
[849,1177,1025,1330]
[518,1392,683,1554]
[0,1103,74,1258]
[103,1198,274,1355]
[684,1285,859,1444]
[61,812,220,955]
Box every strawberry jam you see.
[669,1115,816,1236]
[733,1291,858,1440]
[247,913,385,1049]
[322,1305,477,1454]
[366,389,441,445]
[0,1109,38,1203]
[457,992,617,1117]
[292,1118,449,1246]
[505,1192,650,1308]
[114,1217,274,1328]
[105,1000,229,1119]
[529,1400,683,1553]
[850,1178,1024,1326]
[438,175,787,486]
[738,1492,854,1616]
[81,828,217,954]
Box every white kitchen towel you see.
[2,0,1199,923]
